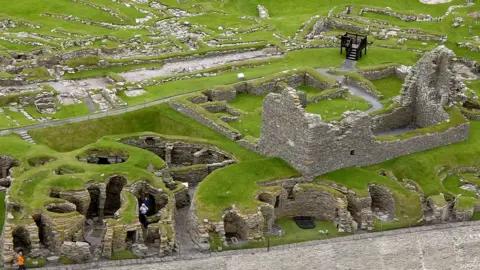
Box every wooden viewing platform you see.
[339,32,368,61]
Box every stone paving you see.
[37,221,480,270]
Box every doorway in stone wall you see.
[12,227,32,254]
[87,186,101,219]
[104,176,127,217]
[125,230,137,247]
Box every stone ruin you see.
[77,148,129,165]
[257,46,469,177]
[120,135,237,189]
[189,179,401,248]
[257,5,270,19]
[0,134,240,266]
[33,92,57,114]
[0,155,19,187]
[2,173,177,265]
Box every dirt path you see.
[119,49,283,82]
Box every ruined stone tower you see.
[258,46,469,177]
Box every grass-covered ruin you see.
[0,0,480,268]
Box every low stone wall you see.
[60,241,92,263]
[343,76,382,99]
[359,8,419,22]
[169,101,241,140]
[307,88,347,103]
[187,199,210,250]
[454,204,474,221]
[359,66,411,82]
[58,190,90,216]
[427,195,450,224]
[459,108,480,121]
[360,66,396,81]
[305,74,333,90]
[203,89,236,102]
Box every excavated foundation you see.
[77,149,129,165]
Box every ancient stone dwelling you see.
[0,136,236,266]
[258,46,469,177]
[184,46,472,249]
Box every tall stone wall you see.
[370,106,413,133]
[258,86,469,177]
[258,88,321,174]
[400,46,459,127]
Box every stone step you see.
[16,131,36,144]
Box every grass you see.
[227,94,265,138]
[429,194,447,207]
[443,175,476,197]
[456,196,480,211]
[4,134,168,213]
[228,113,262,138]
[305,94,371,121]
[58,257,74,264]
[0,72,14,79]
[111,249,137,260]
[30,103,261,162]
[196,158,300,221]
[297,85,323,96]
[224,218,345,249]
[466,80,480,97]
[23,102,92,120]
[228,94,265,112]
[25,257,46,268]
[316,167,423,227]
[371,77,404,100]
[53,103,93,119]
[20,67,54,81]
[3,109,36,126]
[107,72,126,83]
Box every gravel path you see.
[316,68,384,112]
[120,49,283,82]
[35,221,480,270]
[100,222,480,270]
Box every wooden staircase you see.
[347,47,358,60]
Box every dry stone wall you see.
[60,241,92,263]
[0,155,19,179]
[400,46,459,127]
[369,184,396,218]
